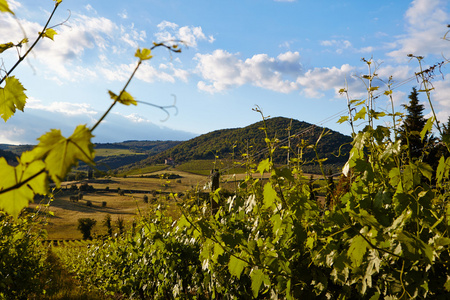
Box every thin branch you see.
[0,2,61,85]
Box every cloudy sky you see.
[0,0,449,144]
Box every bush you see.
[77,218,97,240]
[143,195,149,203]
[0,213,48,298]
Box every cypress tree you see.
[399,87,430,160]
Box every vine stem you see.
[0,168,46,195]
[90,60,142,132]
[0,2,61,85]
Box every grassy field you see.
[175,159,247,175]
[30,163,331,240]
[94,148,144,156]
[121,164,169,176]
[32,170,209,240]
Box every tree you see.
[77,218,97,240]
[103,214,113,237]
[399,87,431,160]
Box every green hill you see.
[127,117,352,173]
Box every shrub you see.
[77,218,97,240]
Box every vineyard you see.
[2,0,450,299]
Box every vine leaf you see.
[0,76,27,121]
[228,255,247,279]
[40,28,57,41]
[135,48,153,61]
[420,117,434,141]
[32,125,95,186]
[354,107,367,121]
[0,42,14,53]
[250,268,265,298]
[347,235,369,268]
[263,182,278,209]
[0,0,14,14]
[0,158,47,218]
[108,90,137,106]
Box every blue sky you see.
[1,0,449,144]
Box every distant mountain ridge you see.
[0,118,352,173]
[128,117,352,170]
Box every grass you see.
[121,164,169,176]
[176,159,247,175]
[94,148,144,156]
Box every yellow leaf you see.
[108,90,137,106]
[0,157,47,218]
[33,125,95,186]
[40,28,57,41]
[0,76,27,121]
[134,48,153,61]
[0,0,14,14]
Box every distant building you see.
[165,158,175,165]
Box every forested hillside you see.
[132,117,352,169]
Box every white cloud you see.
[296,64,357,98]
[320,39,352,54]
[7,0,21,10]
[118,112,151,123]
[155,21,214,47]
[118,9,128,19]
[195,50,302,93]
[26,98,98,116]
[120,24,146,48]
[377,64,412,81]
[388,0,449,60]
[99,61,189,84]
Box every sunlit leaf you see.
[0,42,14,53]
[0,0,14,14]
[250,268,264,298]
[347,235,369,268]
[420,117,434,141]
[337,115,349,124]
[263,182,278,209]
[135,48,153,60]
[108,90,137,106]
[0,76,27,121]
[33,125,95,186]
[257,158,271,176]
[354,107,366,121]
[40,28,57,41]
[228,255,247,279]
[0,157,47,218]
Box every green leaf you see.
[32,125,95,186]
[0,157,47,218]
[0,42,14,53]
[337,115,349,124]
[250,268,264,298]
[436,156,446,185]
[0,0,14,14]
[347,235,369,268]
[135,48,153,60]
[263,182,278,209]
[420,117,434,141]
[228,255,247,279]
[445,276,450,292]
[0,76,27,121]
[108,90,137,106]
[354,107,367,121]
[417,161,433,182]
[257,158,271,175]
[40,28,57,41]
